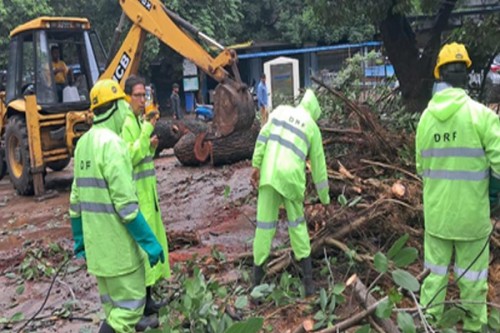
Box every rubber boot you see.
[135,314,159,332]
[144,286,168,316]
[98,321,115,333]
[252,265,265,287]
[299,256,315,297]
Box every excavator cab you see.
[0,17,107,195]
[5,18,106,110]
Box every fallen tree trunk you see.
[154,118,209,156]
[174,121,259,166]
[173,132,204,166]
[210,120,259,166]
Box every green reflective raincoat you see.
[69,100,144,277]
[252,90,330,204]
[121,111,171,285]
[416,88,500,241]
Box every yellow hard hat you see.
[90,79,126,111]
[434,43,472,79]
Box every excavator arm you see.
[100,0,254,136]
[102,0,238,86]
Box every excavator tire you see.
[0,148,6,181]
[46,157,70,172]
[5,116,35,195]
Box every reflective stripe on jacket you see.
[416,88,500,240]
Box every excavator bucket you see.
[212,82,255,137]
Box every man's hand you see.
[150,135,159,149]
[146,111,159,126]
[251,168,260,189]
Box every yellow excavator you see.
[0,0,254,196]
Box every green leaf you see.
[10,312,24,322]
[224,317,263,333]
[391,269,420,292]
[49,242,61,252]
[387,234,409,259]
[333,283,345,295]
[438,308,465,328]
[440,329,458,333]
[392,247,418,267]
[355,324,371,333]
[15,284,25,295]
[223,185,231,199]
[250,284,273,299]
[234,295,248,309]
[320,288,328,310]
[388,287,403,304]
[328,295,337,312]
[337,194,347,206]
[5,272,16,279]
[183,294,192,310]
[489,308,500,330]
[375,299,393,319]
[314,310,326,321]
[374,252,389,273]
[348,196,363,207]
[397,312,416,333]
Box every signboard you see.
[264,57,300,109]
[270,63,294,106]
[183,77,199,92]
[183,59,198,77]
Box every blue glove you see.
[125,211,165,267]
[70,217,85,259]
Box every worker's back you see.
[416,87,497,240]
[258,105,318,201]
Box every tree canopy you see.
[0,0,499,110]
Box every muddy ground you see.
[0,150,298,333]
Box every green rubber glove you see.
[125,211,165,267]
[70,217,85,259]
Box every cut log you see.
[154,119,183,156]
[210,120,259,166]
[212,82,255,137]
[173,132,205,166]
[154,118,209,156]
[194,132,212,162]
[174,120,259,167]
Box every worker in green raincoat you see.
[416,43,500,332]
[69,79,164,333]
[122,76,170,319]
[251,89,330,296]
